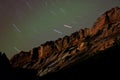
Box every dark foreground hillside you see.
[0,43,120,80]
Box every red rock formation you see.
[10,7,120,77]
[91,7,120,35]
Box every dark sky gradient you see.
[0,0,120,59]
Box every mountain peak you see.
[91,6,120,35]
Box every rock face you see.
[10,7,120,79]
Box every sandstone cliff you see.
[10,7,120,78]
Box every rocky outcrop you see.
[91,7,120,35]
[10,7,120,78]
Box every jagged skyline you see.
[10,7,120,79]
[0,0,120,58]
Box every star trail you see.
[64,25,72,28]
[25,1,32,10]
[13,46,20,52]
[0,0,120,59]
[12,24,21,32]
[53,29,63,35]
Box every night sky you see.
[0,0,120,59]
